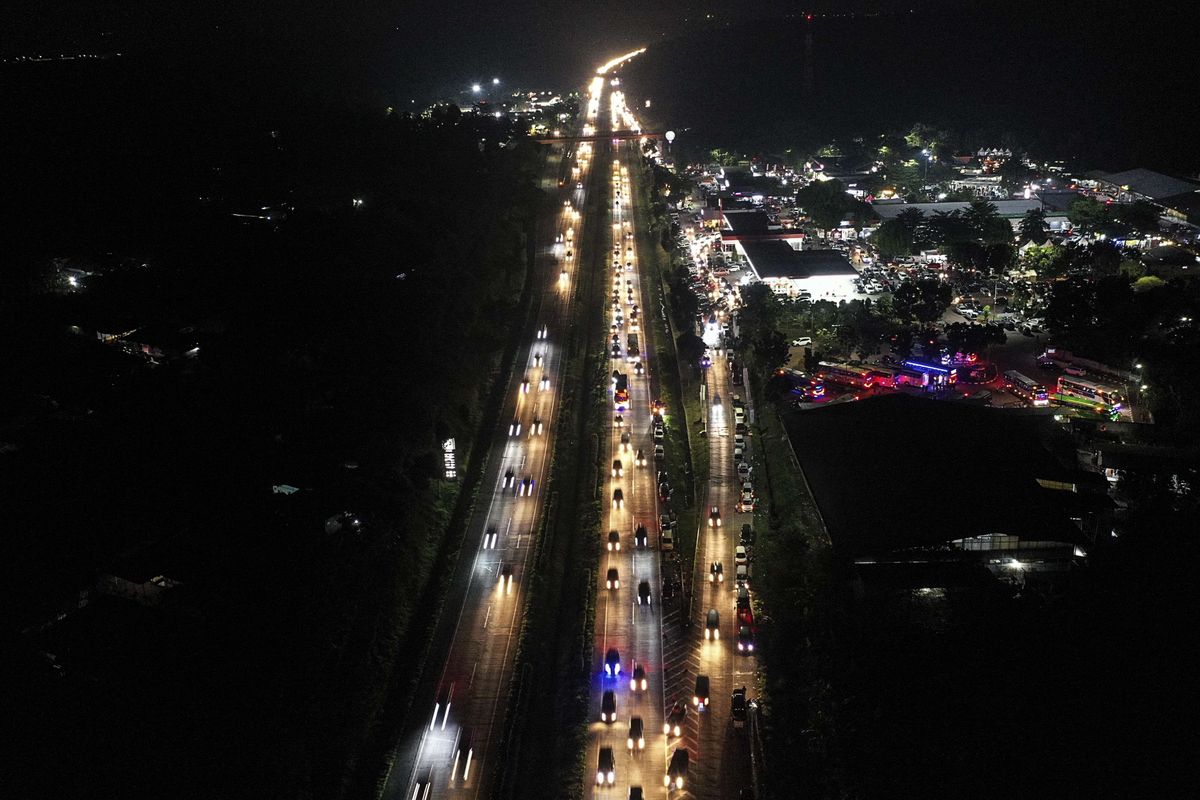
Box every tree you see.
[963,199,1012,245]
[871,218,914,260]
[1132,275,1167,293]
[944,322,1007,353]
[1019,243,1065,278]
[1019,207,1050,244]
[676,330,705,368]
[1116,200,1161,234]
[1068,196,1112,231]
[795,179,856,232]
[892,279,952,323]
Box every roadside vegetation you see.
[6,105,550,800]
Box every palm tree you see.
[1019,207,1049,244]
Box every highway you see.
[582,78,671,798]
[380,108,600,800]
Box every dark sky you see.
[1,0,860,96]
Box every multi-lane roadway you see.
[381,118,598,800]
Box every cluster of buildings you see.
[673,152,1200,300]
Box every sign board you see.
[442,438,458,479]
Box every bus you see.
[868,365,927,388]
[1055,375,1122,417]
[1003,370,1049,407]
[902,359,958,386]
[613,372,630,411]
[626,334,640,362]
[816,362,875,389]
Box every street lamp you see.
[492,77,500,86]
[471,83,482,93]
[921,148,931,182]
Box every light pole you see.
[921,148,931,182]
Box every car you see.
[533,352,543,369]
[709,562,724,583]
[736,563,750,583]
[612,488,624,509]
[630,661,647,691]
[411,767,433,800]
[735,421,749,436]
[604,647,622,678]
[708,506,722,527]
[538,373,549,391]
[509,418,521,436]
[519,476,535,496]
[731,686,748,728]
[693,675,710,709]
[484,525,498,549]
[735,545,748,566]
[612,459,623,477]
[520,376,530,395]
[635,448,647,466]
[431,684,454,730]
[665,747,689,790]
[614,414,624,428]
[601,690,616,723]
[740,524,755,546]
[705,608,720,640]
[654,444,665,461]
[737,625,755,653]
[653,425,664,442]
[503,468,515,489]
[627,716,645,750]
[664,700,687,736]
[498,563,513,593]
[658,482,671,502]
[451,726,474,781]
[620,432,632,451]
[737,462,751,479]
[633,525,652,551]
[537,324,548,339]
[733,446,743,462]
[596,746,616,785]
[637,580,652,605]
[530,415,543,435]
[606,567,620,590]
[737,490,754,513]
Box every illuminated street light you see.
[471,83,482,93]
[492,77,500,85]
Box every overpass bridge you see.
[532,129,663,144]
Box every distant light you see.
[492,77,500,85]
[352,198,364,208]
[494,111,502,118]
[471,83,481,93]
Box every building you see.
[1085,168,1200,226]
[739,240,858,300]
[863,198,1070,237]
[784,394,1110,584]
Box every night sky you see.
[3,1,899,95]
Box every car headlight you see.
[693,696,699,705]
[607,771,615,784]
[676,777,684,789]
[596,772,604,784]
[627,738,634,749]
[663,723,670,734]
